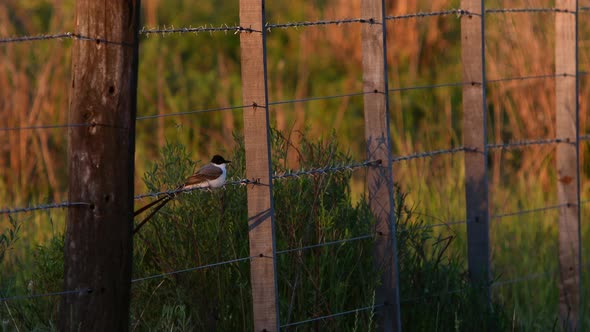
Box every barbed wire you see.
[272,160,381,181]
[140,25,257,36]
[134,177,254,200]
[0,288,92,303]
[134,160,380,201]
[487,137,571,150]
[131,255,256,283]
[135,160,382,199]
[485,8,575,15]
[10,144,572,212]
[280,304,384,328]
[267,18,377,30]
[0,32,129,45]
[0,201,91,215]
[0,32,75,44]
[392,146,476,163]
[1,6,583,46]
[387,9,476,20]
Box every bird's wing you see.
[183,163,223,186]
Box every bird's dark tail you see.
[134,194,169,217]
[133,195,172,234]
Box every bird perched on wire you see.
[133,155,231,234]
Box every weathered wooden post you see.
[555,1,581,330]
[361,0,401,331]
[461,0,491,300]
[60,0,140,331]
[239,0,280,331]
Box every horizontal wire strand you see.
[492,203,568,220]
[272,160,381,180]
[487,137,571,150]
[136,161,379,199]
[392,146,475,162]
[140,25,256,36]
[0,288,92,303]
[386,9,477,20]
[0,7,580,45]
[276,234,374,255]
[0,32,130,45]
[0,201,91,215]
[131,255,256,283]
[267,18,377,30]
[485,8,575,14]
[136,103,253,120]
[134,177,254,200]
[268,91,372,106]
[280,304,384,328]
[0,73,576,132]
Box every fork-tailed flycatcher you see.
[133,155,231,234]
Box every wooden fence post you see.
[461,0,491,299]
[555,1,581,329]
[239,1,280,331]
[60,0,140,331]
[361,1,401,331]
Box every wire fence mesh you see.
[1,2,587,330]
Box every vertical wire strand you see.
[260,0,281,329]
[380,0,402,330]
[574,0,583,328]
[480,0,492,305]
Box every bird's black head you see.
[211,155,231,165]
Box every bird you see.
[133,155,231,234]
